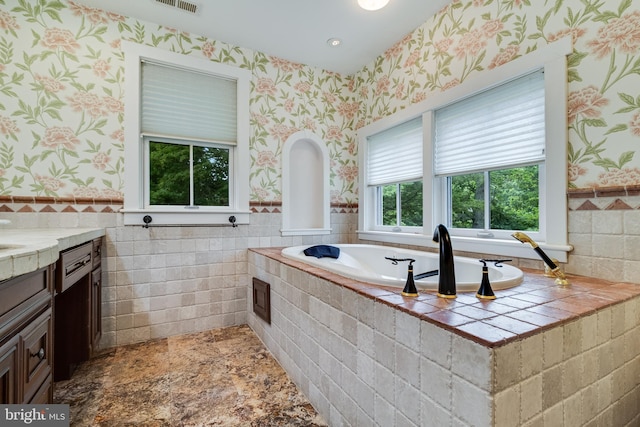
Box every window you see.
[121,41,250,226]
[435,70,545,241]
[367,118,423,231]
[378,181,423,227]
[146,138,230,207]
[358,37,572,261]
[448,166,539,233]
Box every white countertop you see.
[0,227,105,281]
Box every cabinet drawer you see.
[0,268,50,321]
[57,242,92,293]
[20,308,52,403]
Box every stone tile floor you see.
[53,325,327,426]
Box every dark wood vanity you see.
[0,233,103,403]
[54,237,103,381]
[0,265,54,403]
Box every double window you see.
[122,42,250,226]
[359,38,572,260]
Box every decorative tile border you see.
[249,201,281,214]
[568,184,640,198]
[0,197,359,215]
[6,187,640,214]
[249,201,358,214]
[0,196,123,214]
[568,185,640,211]
[3,190,640,213]
[330,203,359,214]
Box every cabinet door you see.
[20,308,52,403]
[28,374,51,404]
[91,267,102,353]
[0,335,19,404]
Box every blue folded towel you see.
[303,245,340,259]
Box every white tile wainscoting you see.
[248,248,640,427]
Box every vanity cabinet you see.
[20,308,52,403]
[0,265,54,404]
[0,336,18,403]
[54,237,102,381]
[0,229,103,403]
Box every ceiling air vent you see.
[153,0,200,15]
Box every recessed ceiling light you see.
[358,0,390,11]
[327,38,342,47]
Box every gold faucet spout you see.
[511,231,537,248]
[511,232,569,285]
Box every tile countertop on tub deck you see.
[250,247,640,348]
[0,228,105,282]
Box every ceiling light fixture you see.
[327,38,342,47]
[357,0,390,11]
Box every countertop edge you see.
[0,228,105,282]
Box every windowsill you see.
[122,209,250,227]
[356,230,572,263]
[281,228,332,236]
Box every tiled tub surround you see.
[248,248,640,427]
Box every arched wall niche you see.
[281,130,331,236]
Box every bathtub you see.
[281,244,524,292]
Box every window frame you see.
[366,117,423,233]
[442,164,543,240]
[374,180,423,232]
[143,135,233,209]
[121,41,250,226]
[358,37,573,261]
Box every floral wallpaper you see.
[0,0,359,204]
[0,0,638,206]
[357,0,640,189]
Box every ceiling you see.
[73,0,452,75]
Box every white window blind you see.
[367,117,422,186]
[141,61,237,144]
[434,70,545,176]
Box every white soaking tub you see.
[281,244,524,292]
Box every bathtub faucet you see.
[433,224,456,299]
[385,257,419,297]
[512,232,569,285]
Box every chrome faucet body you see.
[433,224,456,298]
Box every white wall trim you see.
[121,40,251,226]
